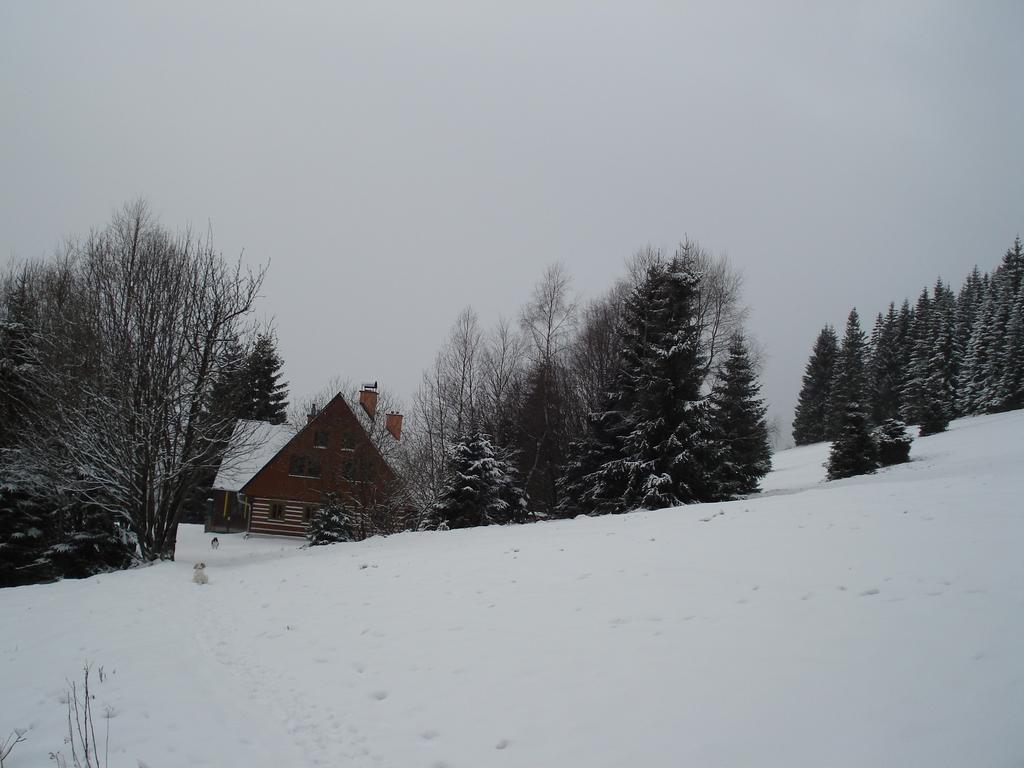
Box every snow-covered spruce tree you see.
[996,284,1024,410]
[0,270,40,448]
[959,239,1024,414]
[613,253,711,509]
[958,286,999,414]
[431,432,528,529]
[827,309,877,480]
[869,304,905,424]
[307,492,356,546]
[245,332,289,424]
[791,325,839,445]
[556,395,628,517]
[953,266,987,415]
[918,284,956,435]
[895,298,914,372]
[0,484,55,587]
[988,239,1024,411]
[43,496,134,579]
[901,287,934,425]
[873,419,913,467]
[705,333,772,497]
[557,263,665,515]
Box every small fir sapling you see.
[873,419,914,466]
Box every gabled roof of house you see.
[236,390,400,497]
[212,419,297,493]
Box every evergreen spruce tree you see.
[918,283,956,435]
[996,284,1024,410]
[209,337,250,425]
[44,496,134,579]
[895,299,914,378]
[869,304,904,423]
[245,332,289,424]
[953,266,986,415]
[0,486,56,587]
[901,288,933,424]
[557,267,664,516]
[559,253,714,513]
[873,419,913,467]
[983,238,1024,410]
[431,432,528,529]
[958,286,999,414]
[613,254,709,510]
[705,333,772,497]
[827,309,877,479]
[307,492,357,545]
[791,325,839,445]
[556,402,627,517]
[0,274,55,586]
[0,272,40,446]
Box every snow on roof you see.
[212,419,297,492]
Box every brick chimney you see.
[385,412,403,441]
[306,403,318,424]
[359,383,378,419]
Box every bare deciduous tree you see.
[478,316,527,446]
[682,238,749,379]
[7,201,264,561]
[401,307,488,514]
[516,263,578,515]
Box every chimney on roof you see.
[307,403,318,424]
[385,412,403,441]
[359,382,379,419]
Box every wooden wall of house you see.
[247,498,318,537]
[241,393,396,538]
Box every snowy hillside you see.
[3,412,1023,767]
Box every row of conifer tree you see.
[793,237,1024,475]
[426,250,773,530]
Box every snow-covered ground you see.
[3,412,1023,767]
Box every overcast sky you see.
[2,1,1022,439]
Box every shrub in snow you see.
[49,665,112,768]
[307,492,357,546]
[873,419,913,466]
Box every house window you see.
[343,459,355,480]
[340,431,356,451]
[289,454,322,478]
[303,504,316,523]
[313,430,329,448]
[269,502,284,520]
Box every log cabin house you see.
[208,385,402,537]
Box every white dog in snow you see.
[192,562,209,585]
